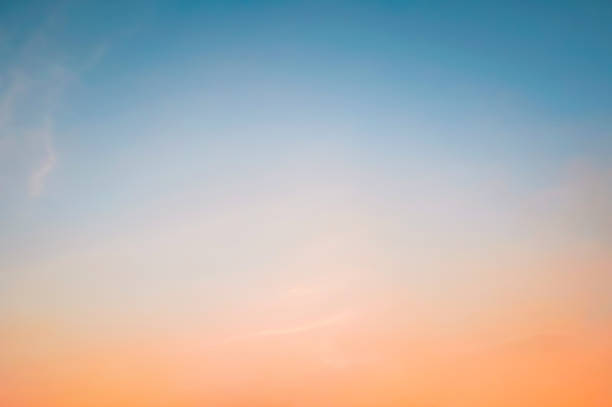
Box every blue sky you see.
[2,0,611,284]
[1,2,612,406]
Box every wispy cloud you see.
[0,8,110,199]
[227,310,354,342]
[0,67,59,198]
[28,119,56,197]
[83,41,110,71]
[0,72,27,131]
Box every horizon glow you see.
[1,1,611,406]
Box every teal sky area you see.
[1,1,611,266]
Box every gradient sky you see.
[1,1,611,406]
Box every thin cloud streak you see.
[227,310,354,342]
[28,120,56,197]
[0,72,27,131]
[0,9,109,199]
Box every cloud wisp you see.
[0,10,109,199]
[28,119,57,197]
[227,310,354,342]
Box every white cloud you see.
[0,72,27,130]
[0,68,59,198]
[28,119,57,197]
[228,310,354,342]
[0,10,109,199]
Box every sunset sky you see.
[1,1,611,406]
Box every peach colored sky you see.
[1,1,611,406]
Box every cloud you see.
[0,67,59,198]
[228,310,354,342]
[0,72,28,131]
[532,158,612,244]
[84,41,110,71]
[28,119,57,197]
[0,7,107,199]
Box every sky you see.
[1,1,611,406]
